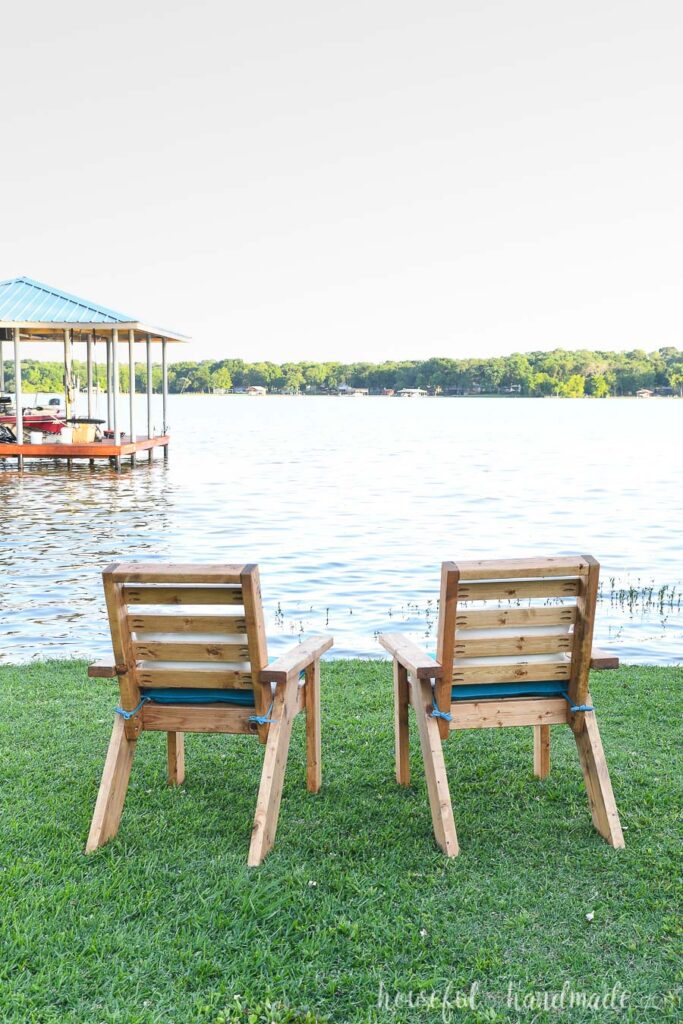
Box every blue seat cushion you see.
[451,681,568,701]
[141,687,255,707]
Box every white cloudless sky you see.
[1,1,681,363]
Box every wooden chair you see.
[380,555,624,857]
[86,563,333,866]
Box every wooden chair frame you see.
[86,562,332,866]
[381,555,624,857]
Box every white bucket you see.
[56,427,74,445]
[29,432,44,444]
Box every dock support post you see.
[162,338,169,459]
[146,333,153,462]
[0,337,4,392]
[63,329,74,422]
[106,338,113,431]
[128,329,136,466]
[86,333,94,419]
[87,333,95,467]
[13,327,23,470]
[112,329,120,472]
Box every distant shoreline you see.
[4,347,681,400]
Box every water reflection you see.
[1,395,681,664]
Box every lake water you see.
[0,395,681,665]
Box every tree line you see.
[2,347,682,397]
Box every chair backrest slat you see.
[122,585,244,606]
[455,606,576,630]
[457,578,580,602]
[129,613,248,635]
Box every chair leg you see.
[85,716,137,853]
[573,712,625,848]
[533,724,551,778]
[394,660,410,786]
[304,661,322,793]
[412,677,459,857]
[248,674,300,867]
[167,731,185,786]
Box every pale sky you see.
[1,1,681,363]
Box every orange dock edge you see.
[0,434,169,465]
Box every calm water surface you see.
[1,396,681,665]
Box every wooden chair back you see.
[103,562,270,724]
[434,555,600,721]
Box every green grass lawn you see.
[0,660,680,1023]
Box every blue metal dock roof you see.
[0,276,188,341]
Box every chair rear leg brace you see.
[304,660,322,793]
[167,731,185,786]
[533,725,551,779]
[394,660,410,786]
[411,676,459,857]
[248,672,300,867]
[86,715,138,853]
[573,711,625,848]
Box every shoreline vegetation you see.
[0,659,680,1023]
[3,346,683,398]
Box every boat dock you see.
[0,276,188,470]
[0,434,170,469]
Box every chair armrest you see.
[378,633,443,679]
[260,635,334,684]
[590,648,620,670]
[88,663,120,678]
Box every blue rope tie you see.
[562,693,594,713]
[114,696,150,720]
[249,700,277,726]
[430,689,452,723]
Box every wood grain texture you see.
[261,635,334,683]
[88,663,119,678]
[393,660,410,785]
[533,724,551,778]
[136,664,253,688]
[568,557,600,712]
[142,703,257,733]
[378,633,443,679]
[574,710,625,847]
[166,731,185,785]
[248,673,301,866]
[112,564,246,584]
[452,658,571,686]
[455,606,576,629]
[85,716,137,853]
[123,585,243,606]
[241,565,270,739]
[411,677,459,856]
[128,613,248,634]
[454,633,572,658]
[455,556,589,580]
[304,660,322,793]
[448,697,569,729]
[132,640,251,662]
[435,563,459,739]
[457,579,580,602]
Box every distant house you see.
[246,385,267,396]
[337,384,368,396]
[636,388,653,398]
[398,388,427,398]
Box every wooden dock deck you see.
[0,434,169,469]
